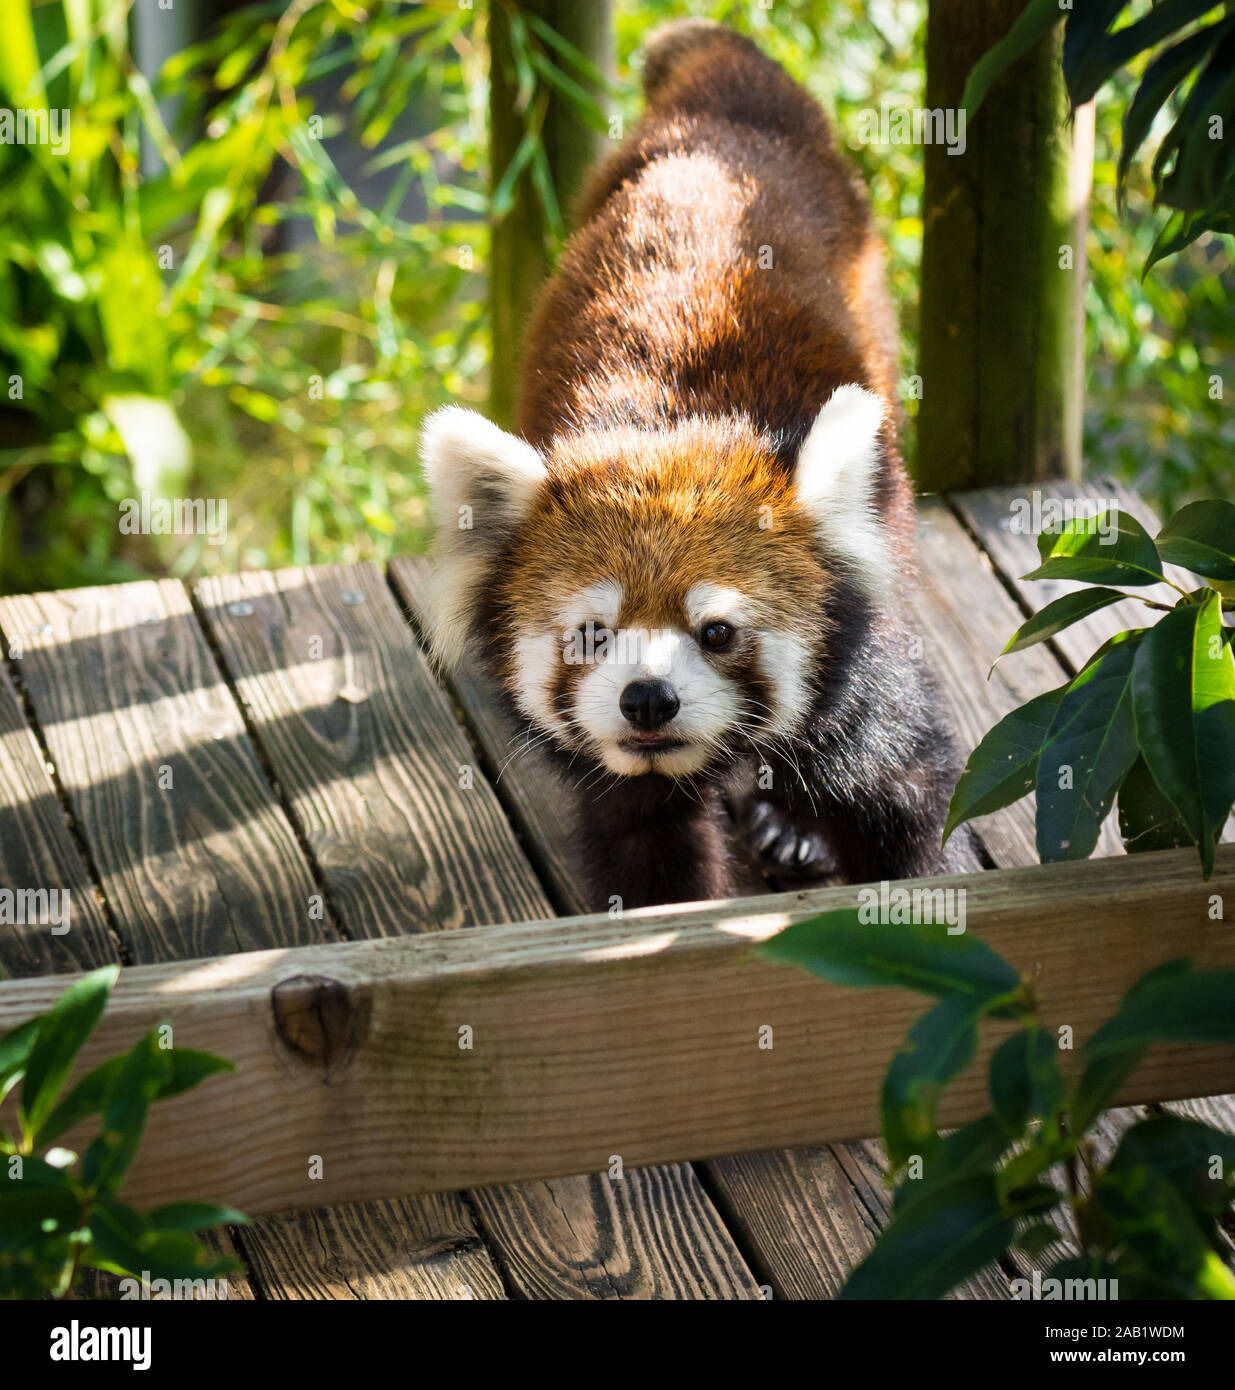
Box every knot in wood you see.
[272,974,360,1075]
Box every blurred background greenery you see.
[0,0,1229,594]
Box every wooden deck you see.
[1,477,1231,1300]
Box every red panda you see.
[422,20,977,911]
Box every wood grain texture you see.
[0,578,453,1300]
[467,1164,757,1299]
[4,847,1229,1218]
[0,582,320,960]
[240,1196,506,1300]
[0,609,258,1300]
[195,564,554,933]
[0,662,115,975]
[195,563,757,1301]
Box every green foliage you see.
[949,500,1235,877]
[0,0,487,590]
[963,0,1234,268]
[0,966,241,1299]
[761,921,1235,1300]
[0,0,1229,586]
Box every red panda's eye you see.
[701,621,734,651]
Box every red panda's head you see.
[421,387,890,778]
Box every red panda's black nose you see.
[620,679,680,730]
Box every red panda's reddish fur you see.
[429,21,977,910]
[517,21,915,564]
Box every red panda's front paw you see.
[737,797,837,885]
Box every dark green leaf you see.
[1131,590,1235,876]
[996,588,1129,664]
[158,1049,234,1100]
[1086,960,1235,1056]
[0,1016,40,1102]
[0,1185,81,1255]
[962,0,1064,117]
[1119,19,1235,198]
[894,1116,1011,1213]
[759,910,1023,1006]
[1145,203,1233,271]
[1091,1163,1215,1291]
[1034,633,1142,862]
[1155,29,1235,211]
[86,1032,172,1193]
[839,1175,1017,1300]
[1061,0,1128,102]
[147,1201,249,1232]
[39,1045,229,1149]
[37,1056,125,1147]
[882,996,984,1170]
[20,965,118,1140]
[1108,1114,1235,1233]
[1016,1222,1065,1259]
[1067,0,1218,106]
[944,684,1068,841]
[1117,754,1193,853]
[1022,508,1164,586]
[990,1028,1066,1133]
[91,1198,237,1282]
[1156,499,1235,581]
[1072,961,1196,1130]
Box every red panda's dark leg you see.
[739,685,983,886]
[574,776,734,912]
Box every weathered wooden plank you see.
[0,619,258,1300]
[0,580,481,1300]
[386,555,596,909]
[194,564,551,933]
[195,564,758,1301]
[697,1146,879,1299]
[238,1196,507,1301]
[467,1165,755,1299]
[0,663,115,975]
[0,582,319,960]
[4,848,1229,1216]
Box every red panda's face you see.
[421,390,890,778]
[495,425,832,777]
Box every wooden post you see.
[917,1,1091,490]
[487,0,613,430]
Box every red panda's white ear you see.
[420,406,547,532]
[792,385,892,600]
[419,406,547,667]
